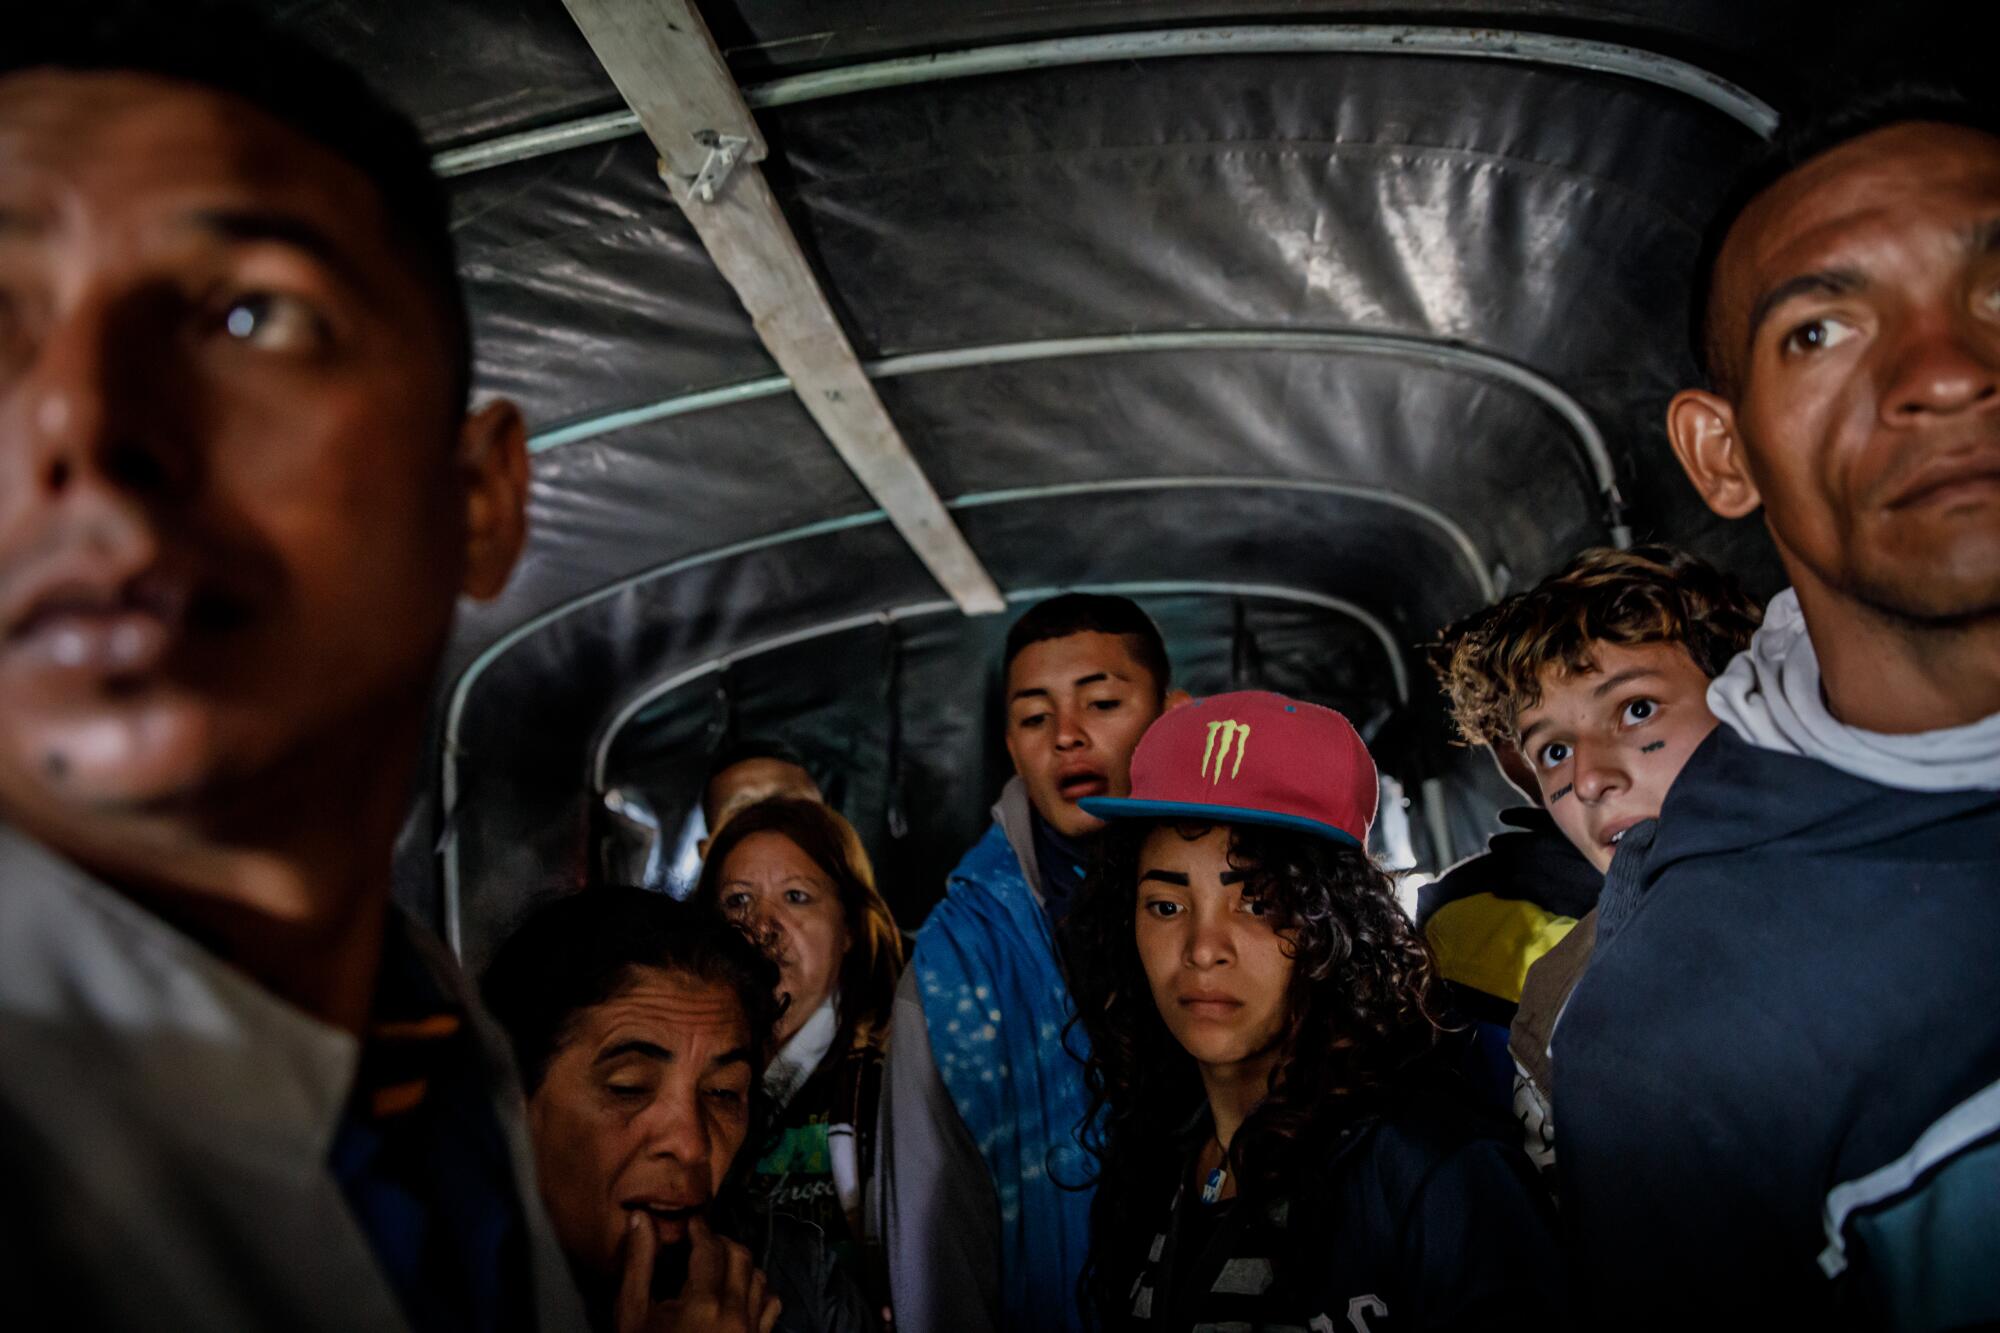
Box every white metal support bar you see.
[558,0,1005,615]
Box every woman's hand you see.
[617,1212,783,1333]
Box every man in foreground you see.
[0,9,583,1328]
[872,594,1185,1333]
[1558,91,2000,1325]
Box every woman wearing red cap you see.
[1067,691,1569,1330]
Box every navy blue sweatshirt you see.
[1116,1087,1570,1331]
[1556,725,2000,1329]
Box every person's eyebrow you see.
[1746,268,1866,346]
[175,207,372,294]
[595,1039,674,1066]
[1140,869,1190,886]
[706,1046,754,1074]
[1220,870,1250,885]
[1591,666,1664,699]
[1517,717,1554,751]
[1012,669,1133,703]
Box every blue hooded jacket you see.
[912,810,1094,1333]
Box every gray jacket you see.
[0,825,588,1332]
[867,778,1045,1333]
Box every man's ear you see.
[458,398,530,600]
[1666,388,1762,519]
[1164,688,1194,711]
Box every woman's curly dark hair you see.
[1062,820,1446,1321]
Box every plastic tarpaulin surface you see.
[303,0,1980,953]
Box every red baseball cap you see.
[1080,690,1378,847]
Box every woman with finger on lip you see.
[482,888,877,1333]
[694,799,903,1289]
[1065,691,1571,1331]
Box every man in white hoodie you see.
[1556,87,2000,1329]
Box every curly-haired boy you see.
[1429,544,1762,1165]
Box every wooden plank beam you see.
[559,0,1006,615]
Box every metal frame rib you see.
[525,328,1629,545]
[587,580,1411,790]
[440,477,1490,945]
[433,24,1777,177]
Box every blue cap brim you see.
[1078,796,1361,848]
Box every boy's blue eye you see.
[1538,742,1570,769]
[1622,699,1658,725]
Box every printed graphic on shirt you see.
[756,1122,831,1176]
[1129,1202,1389,1331]
[1308,1297,1392,1332]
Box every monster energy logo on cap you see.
[1201,720,1251,784]
[1078,691,1376,848]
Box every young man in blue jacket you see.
[871,595,1184,1333]
[1557,89,2000,1327]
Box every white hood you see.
[1707,588,2000,793]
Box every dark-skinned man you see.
[0,9,587,1331]
[1557,90,2000,1329]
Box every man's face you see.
[1133,824,1293,1075]
[1674,123,2000,625]
[0,72,524,827]
[526,968,755,1280]
[1004,631,1166,838]
[1512,641,1719,874]
[700,758,821,851]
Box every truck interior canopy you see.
[297,1,1969,965]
